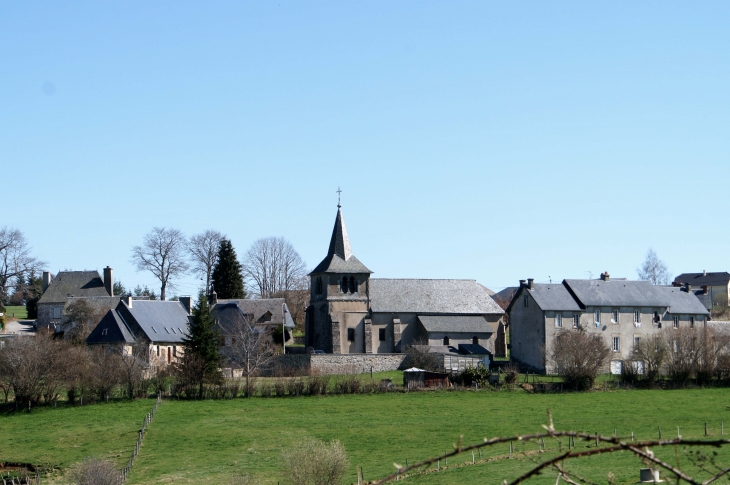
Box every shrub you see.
[503,364,519,384]
[551,328,610,390]
[305,375,330,396]
[459,366,490,387]
[259,380,273,397]
[402,340,442,371]
[282,438,349,485]
[273,378,287,396]
[335,375,361,394]
[72,457,122,485]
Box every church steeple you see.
[327,207,353,261]
[310,202,372,275]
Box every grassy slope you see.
[3,389,730,484]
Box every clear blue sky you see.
[1,2,728,296]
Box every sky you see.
[1,2,729,297]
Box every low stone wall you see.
[263,353,406,376]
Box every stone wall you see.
[263,353,406,376]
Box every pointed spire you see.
[327,206,352,261]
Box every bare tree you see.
[65,299,106,344]
[272,275,309,329]
[223,310,274,397]
[0,227,45,305]
[119,343,149,399]
[188,230,224,294]
[282,438,349,485]
[637,248,671,285]
[630,335,666,385]
[402,339,442,372]
[72,457,123,485]
[551,328,611,390]
[241,237,307,299]
[131,227,189,301]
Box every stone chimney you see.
[124,296,133,308]
[103,266,113,296]
[684,283,692,293]
[208,288,218,306]
[600,272,610,281]
[179,296,192,315]
[42,271,52,292]
[519,279,526,288]
[702,285,709,294]
[704,270,707,276]
[527,278,534,290]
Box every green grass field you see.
[4,305,28,320]
[4,387,730,484]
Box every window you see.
[634,311,641,324]
[555,314,562,327]
[573,315,579,328]
[634,336,641,347]
[379,328,386,341]
[349,277,357,293]
[316,277,323,295]
[347,328,355,341]
[690,317,695,328]
[612,310,619,324]
[101,328,108,336]
[341,277,348,293]
[673,316,679,328]
[443,336,450,345]
[53,307,62,319]
[524,295,529,307]
[156,345,160,357]
[173,346,177,357]
[472,336,479,345]
[594,310,601,324]
[612,337,620,352]
[167,347,171,363]
[673,339,679,353]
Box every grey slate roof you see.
[563,279,667,307]
[528,284,582,311]
[65,296,123,317]
[674,272,730,287]
[310,207,372,275]
[39,271,110,303]
[123,300,190,343]
[694,291,713,312]
[659,287,710,315]
[86,310,135,344]
[418,315,497,333]
[458,343,491,355]
[370,279,504,314]
[212,298,295,329]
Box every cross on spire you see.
[336,187,342,208]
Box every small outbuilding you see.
[403,367,451,389]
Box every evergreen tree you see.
[182,291,221,379]
[211,239,246,299]
[24,271,44,319]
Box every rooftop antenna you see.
[549,276,552,284]
[336,186,342,208]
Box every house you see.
[86,296,192,368]
[673,271,730,312]
[305,203,506,357]
[508,273,710,374]
[209,296,296,347]
[37,267,117,329]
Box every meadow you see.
[3,305,27,320]
[3,380,730,484]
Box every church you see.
[305,203,506,357]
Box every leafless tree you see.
[85,347,123,402]
[119,343,149,399]
[630,335,666,385]
[282,438,349,485]
[402,340,443,372]
[223,311,274,397]
[551,328,611,390]
[72,457,123,485]
[663,326,700,385]
[637,248,671,285]
[131,227,189,301]
[64,299,106,344]
[0,227,45,305]
[272,275,309,329]
[241,237,307,299]
[188,230,225,294]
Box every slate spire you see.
[327,206,353,261]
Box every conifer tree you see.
[182,291,221,380]
[211,239,246,299]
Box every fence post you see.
[658,426,662,439]
[705,422,708,436]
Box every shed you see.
[403,367,451,389]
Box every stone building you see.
[305,204,505,356]
[673,271,730,311]
[508,274,711,374]
[210,296,295,347]
[37,267,118,329]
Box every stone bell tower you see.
[305,201,372,353]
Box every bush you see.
[305,375,330,396]
[72,457,122,485]
[459,366,490,387]
[259,380,273,397]
[335,375,361,394]
[282,438,349,485]
[551,328,610,390]
[503,364,519,384]
[273,378,287,396]
[402,340,442,372]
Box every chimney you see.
[684,283,692,293]
[124,296,133,308]
[704,270,707,276]
[103,266,113,296]
[702,285,709,295]
[600,272,610,281]
[519,279,526,288]
[208,289,218,306]
[179,296,192,315]
[527,278,534,290]
[42,271,51,292]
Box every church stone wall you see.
[263,354,407,376]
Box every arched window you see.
[349,276,357,293]
[341,276,348,293]
[472,336,479,345]
[316,277,323,295]
[443,336,450,345]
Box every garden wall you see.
[264,353,407,376]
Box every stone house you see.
[305,204,505,357]
[209,296,295,347]
[673,271,730,311]
[37,267,116,329]
[86,297,192,369]
[508,274,710,374]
